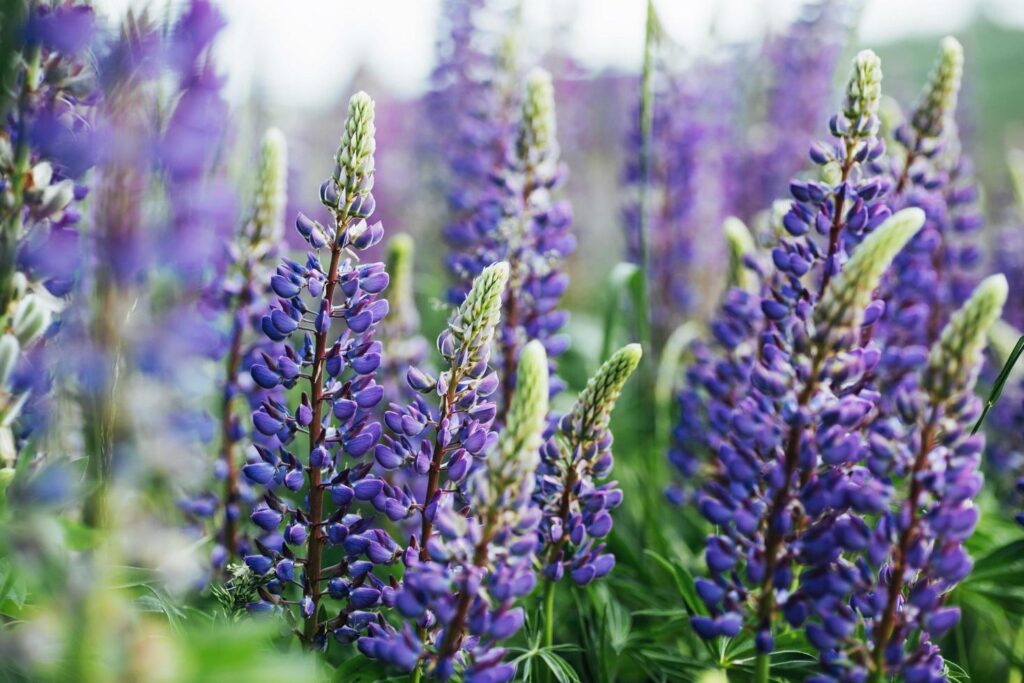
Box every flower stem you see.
[754,651,770,683]
[542,577,556,650]
[302,243,343,645]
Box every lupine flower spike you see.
[537,343,642,647]
[244,91,392,649]
[364,340,549,681]
[357,262,513,678]
[798,275,1005,682]
[204,128,287,568]
[690,208,924,678]
[667,49,890,503]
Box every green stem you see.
[543,577,557,650]
[754,651,769,683]
[409,664,422,683]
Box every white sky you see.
[94,0,1024,109]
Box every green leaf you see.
[973,332,1024,434]
[598,260,638,360]
[538,650,582,683]
[643,550,706,618]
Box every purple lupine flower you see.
[242,92,394,649]
[536,344,641,590]
[1,1,99,458]
[668,50,889,504]
[374,261,508,563]
[443,66,574,419]
[689,206,923,670]
[432,0,518,302]
[490,69,574,414]
[791,275,1005,681]
[361,340,548,681]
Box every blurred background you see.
[88,0,1024,323]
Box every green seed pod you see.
[0,334,19,388]
[450,261,509,369]
[924,274,1008,401]
[911,36,963,140]
[570,343,643,444]
[12,294,51,346]
[814,208,925,349]
[723,216,757,292]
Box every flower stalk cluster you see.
[445,67,574,418]
[0,1,97,467]
[536,343,641,645]
[186,128,288,568]
[242,92,392,648]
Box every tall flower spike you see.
[430,341,549,679]
[667,48,892,507]
[536,343,641,648]
[794,275,1005,681]
[875,37,981,404]
[494,67,574,419]
[186,128,288,569]
[0,2,98,463]
[359,263,516,678]
[244,91,393,651]
[689,209,922,671]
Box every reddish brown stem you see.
[419,371,460,561]
[755,352,823,626]
[302,245,343,644]
[870,414,937,675]
[438,520,494,659]
[817,143,857,299]
[220,264,253,562]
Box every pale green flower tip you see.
[386,233,415,283]
[620,343,643,369]
[723,216,754,251]
[724,216,756,290]
[339,91,376,176]
[484,260,511,288]
[912,36,964,138]
[940,35,965,67]
[520,68,557,160]
[885,206,926,243]
[514,340,550,416]
[926,273,1007,397]
[974,274,1009,321]
[254,128,288,242]
[815,207,924,337]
